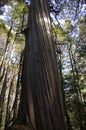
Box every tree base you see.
[7,124,33,130]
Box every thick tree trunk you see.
[17,0,66,130]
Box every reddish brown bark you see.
[16,1,66,130]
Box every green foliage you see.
[57,14,86,130]
[64,20,74,32]
[13,3,28,19]
[0,19,16,41]
[78,16,86,43]
[0,20,9,33]
[80,26,86,42]
[53,25,68,42]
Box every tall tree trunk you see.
[5,75,15,130]
[57,46,73,130]
[67,44,83,130]
[0,66,9,129]
[12,51,23,124]
[16,1,66,130]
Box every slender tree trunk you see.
[58,47,73,130]
[67,44,83,130]
[0,64,5,83]
[16,1,66,130]
[0,67,9,129]
[5,75,15,130]
[4,21,13,54]
[12,51,23,124]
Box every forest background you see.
[0,0,86,130]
